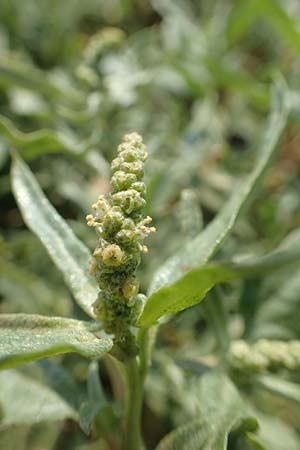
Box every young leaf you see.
[138,241,300,327]
[11,155,98,318]
[148,80,289,297]
[0,369,76,428]
[0,314,113,370]
[155,372,258,450]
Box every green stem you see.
[122,356,145,450]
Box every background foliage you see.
[1,0,300,449]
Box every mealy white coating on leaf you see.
[148,79,289,296]
[0,314,113,370]
[11,155,98,318]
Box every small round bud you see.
[102,208,124,234]
[102,244,124,267]
[111,189,146,214]
[111,171,137,191]
[131,181,146,196]
[120,161,144,179]
[122,278,139,300]
[123,132,143,146]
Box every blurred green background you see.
[1,1,300,449]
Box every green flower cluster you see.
[86,132,155,355]
[228,339,300,373]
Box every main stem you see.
[123,356,145,450]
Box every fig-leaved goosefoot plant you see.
[4,81,300,450]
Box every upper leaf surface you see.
[0,314,113,370]
[139,241,300,326]
[148,80,289,298]
[0,369,76,428]
[155,371,257,450]
[11,155,98,318]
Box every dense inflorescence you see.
[228,339,300,373]
[86,132,155,355]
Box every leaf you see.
[151,99,218,213]
[11,154,98,318]
[0,314,113,370]
[38,360,84,411]
[148,80,289,297]
[257,375,300,404]
[139,80,289,326]
[155,372,258,450]
[0,369,76,428]
[79,361,109,434]
[252,266,300,340]
[0,55,82,103]
[138,240,300,327]
[227,0,300,52]
[251,413,300,450]
[0,115,85,158]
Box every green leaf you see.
[0,115,85,158]
[257,375,300,404]
[79,361,109,434]
[0,369,76,428]
[11,154,98,318]
[0,314,113,370]
[0,55,83,104]
[252,265,300,340]
[38,360,83,411]
[155,372,258,450]
[251,413,300,450]
[139,240,300,327]
[149,81,289,296]
[139,80,289,327]
[227,0,300,52]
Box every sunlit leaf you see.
[148,80,289,296]
[139,239,300,327]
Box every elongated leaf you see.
[0,314,113,370]
[227,0,300,52]
[251,413,300,450]
[0,369,75,428]
[38,360,84,411]
[257,375,300,403]
[0,56,82,103]
[79,361,109,434]
[11,155,98,318]
[156,372,257,450]
[148,81,288,297]
[0,115,85,158]
[139,241,300,326]
[252,266,300,340]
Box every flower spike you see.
[87,132,155,355]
